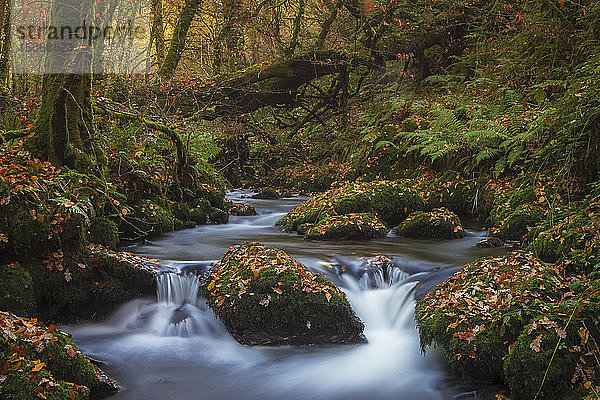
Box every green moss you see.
[121,200,175,239]
[200,242,365,345]
[183,220,196,229]
[227,202,257,216]
[415,253,565,384]
[277,180,426,233]
[296,223,314,235]
[208,207,229,224]
[495,204,544,241]
[253,187,280,199]
[0,263,36,316]
[305,213,388,241]
[89,217,119,249]
[508,185,537,209]
[397,208,465,239]
[174,218,184,230]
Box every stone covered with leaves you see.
[0,312,117,399]
[200,242,366,346]
[304,213,388,241]
[397,207,465,239]
[415,252,600,400]
[278,180,425,240]
[226,202,257,216]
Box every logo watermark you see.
[10,0,151,74]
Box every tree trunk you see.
[28,0,106,173]
[213,0,245,74]
[150,0,166,66]
[0,0,10,91]
[285,0,305,56]
[159,0,203,79]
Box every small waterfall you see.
[156,272,200,306]
[358,265,409,289]
[154,272,208,337]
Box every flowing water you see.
[66,190,507,400]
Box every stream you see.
[66,190,507,400]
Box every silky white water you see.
[65,191,506,399]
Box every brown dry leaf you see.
[272,287,283,295]
[306,320,311,329]
[64,345,76,360]
[530,333,543,352]
[579,327,590,345]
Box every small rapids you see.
[65,191,506,399]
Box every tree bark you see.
[285,0,305,56]
[150,0,166,65]
[158,50,355,119]
[159,0,203,79]
[213,0,245,74]
[28,0,106,172]
[0,0,10,91]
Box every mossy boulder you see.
[0,263,36,316]
[227,202,257,216]
[28,247,157,321]
[305,213,388,241]
[277,180,425,233]
[253,187,280,199]
[173,201,210,225]
[528,199,600,267]
[208,207,229,224]
[397,208,465,239]
[89,217,119,249]
[494,204,545,241]
[416,252,564,382]
[0,311,117,399]
[121,200,175,240]
[200,242,366,346]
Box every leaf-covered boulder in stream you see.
[227,202,257,216]
[414,252,600,399]
[0,311,118,399]
[304,213,388,241]
[200,242,366,346]
[277,180,424,233]
[252,187,280,199]
[397,207,465,239]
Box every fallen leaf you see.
[530,333,543,352]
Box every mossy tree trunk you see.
[150,0,166,66]
[28,0,106,173]
[213,0,246,74]
[0,0,10,91]
[159,0,203,79]
[285,0,305,56]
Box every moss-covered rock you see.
[89,217,119,249]
[227,202,257,216]
[416,252,564,382]
[252,187,280,200]
[0,311,117,399]
[305,213,388,241]
[494,204,544,241]
[120,200,175,239]
[0,263,36,316]
[296,223,314,236]
[528,199,600,267]
[173,201,210,225]
[200,242,366,346]
[208,207,229,224]
[183,220,197,229]
[277,180,425,233]
[397,208,465,239]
